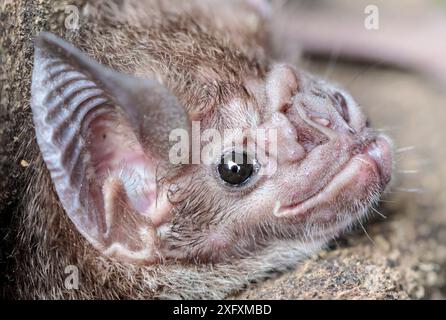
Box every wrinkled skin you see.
[162,65,392,263]
[6,0,392,299]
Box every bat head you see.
[31,33,392,264]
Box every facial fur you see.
[7,0,393,299]
[161,65,392,263]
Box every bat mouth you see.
[275,136,392,218]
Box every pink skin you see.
[31,32,393,264]
[276,137,392,219]
[83,64,393,263]
[88,113,170,227]
[155,64,393,262]
[252,65,392,224]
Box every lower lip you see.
[275,137,393,217]
[362,136,393,185]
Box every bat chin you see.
[275,136,393,223]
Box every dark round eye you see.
[217,151,254,186]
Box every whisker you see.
[390,187,425,194]
[396,146,415,153]
[358,219,375,245]
[374,126,401,133]
[370,206,387,219]
[398,187,423,193]
[332,237,341,248]
[345,60,387,90]
[322,47,341,81]
[398,170,418,174]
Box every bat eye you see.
[218,151,255,186]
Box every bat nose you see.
[267,65,355,134]
[265,64,365,155]
[289,89,357,138]
[279,93,359,155]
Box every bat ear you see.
[31,32,190,264]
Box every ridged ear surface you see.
[31,32,190,264]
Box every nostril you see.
[310,116,330,128]
[333,92,350,124]
[279,102,292,114]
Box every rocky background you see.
[1,0,445,299]
[0,0,85,294]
